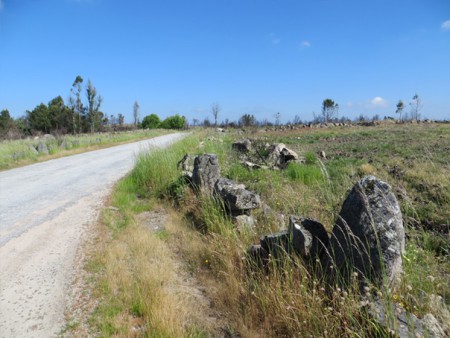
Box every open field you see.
[80,123,449,337]
[0,129,170,171]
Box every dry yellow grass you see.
[90,204,232,337]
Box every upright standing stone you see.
[324,176,405,290]
[36,141,49,155]
[192,154,221,196]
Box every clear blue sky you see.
[1,0,449,123]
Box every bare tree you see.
[274,112,281,126]
[86,79,103,133]
[293,114,302,125]
[211,103,220,127]
[133,101,140,128]
[395,100,404,121]
[409,93,422,121]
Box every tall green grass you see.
[0,129,167,170]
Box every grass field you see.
[0,129,170,171]
[82,123,449,337]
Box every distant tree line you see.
[0,76,189,139]
[0,90,432,140]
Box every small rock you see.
[318,150,326,159]
[43,134,55,140]
[242,161,263,170]
[235,215,255,232]
[247,244,269,266]
[232,139,252,153]
[37,141,49,154]
[369,300,425,338]
[177,154,197,178]
[267,143,300,168]
[429,294,450,332]
[214,178,261,213]
[280,147,299,163]
[28,144,38,154]
[422,313,446,338]
[60,139,71,150]
[260,230,290,260]
[289,216,329,260]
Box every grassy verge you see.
[0,129,171,171]
[82,124,449,337]
[83,132,228,337]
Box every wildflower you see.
[320,287,325,292]
[353,272,358,278]
[343,291,348,298]
[393,294,399,300]
[363,286,370,293]
[406,285,412,291]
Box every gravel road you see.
[0,133,187,337]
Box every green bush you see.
[160,114,185,129]
[141,114,161,129]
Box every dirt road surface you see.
[0,133,186,337]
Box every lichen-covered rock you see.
[28,144,38,154]
[177,154,197,178]
[289,216,329,260]
[235,214,255,232]
[267,143,299,168]
[36,141,49,155]
[60,139,72,150]
[280,147,299,163]
[324,176,405,290]
[214,178,261,213]
[192,154,221,196]
[260,230,290,261]
[232,139,252,153]
[369,300,446,338]
[422,313,446,338]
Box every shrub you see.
[160,114,186,129]
[141,114,161,129]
